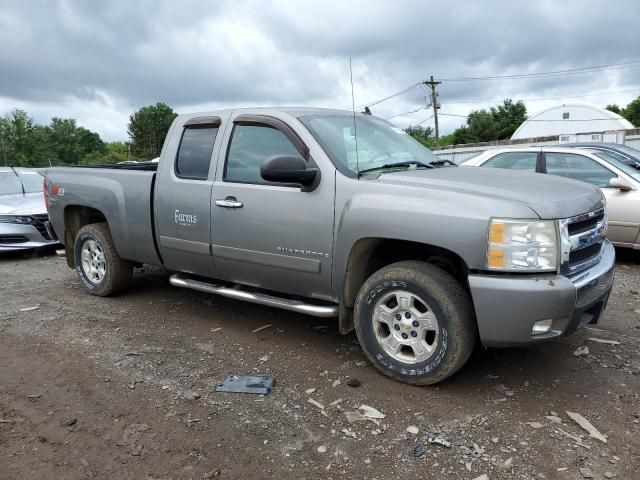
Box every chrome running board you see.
[169,274,339,318]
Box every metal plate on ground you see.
[215,374,275,394]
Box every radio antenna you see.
[349,58,360,176]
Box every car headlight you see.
[0,215,34,224]
[487,219,559,272]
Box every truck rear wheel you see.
[74,222,132,296]
[354,261,475,385]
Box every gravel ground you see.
[0,249,639,480]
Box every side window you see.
[225,124,302,184]
[482,152,538,171]
[175,126,218,179]
[545,153,616,187]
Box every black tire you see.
[354,261,475,385]
[74,222,132,296]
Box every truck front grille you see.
[561,208,606,276]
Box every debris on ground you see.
[545,415,562,424]
[358,404,385,419]
[215,374,275,394]
[406,425,419,435]
[579,467,593,478]
[526,421,544,429]
[346,377,361,387]
[27,394,41,399]
[55,249,66,257]
[251,324,273,333]
[307,398,325,410]
[472,474,489,480]
[19,305,40,312]
[412,442,427,457]
[573,346,589,356]
[587,337,621,345]
[304,388,316,395]
[61,418,77,427]
[317,445,327,453]
[557,428,591,449]
[566,411,607,443]
[426,432,451,448]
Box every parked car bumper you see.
[469,240,615,347]
[0,221,60,252]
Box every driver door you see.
[210,113,335,301]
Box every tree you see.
[623,96,640,127]
[448,99,527,144]
[606,104,623,115]
[128,102,177,159]
[0,109,107,166]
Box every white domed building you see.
[511,103,634,140]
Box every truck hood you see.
[374,166,603,219]
[0,193,47,215]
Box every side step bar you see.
[169,274,339,318]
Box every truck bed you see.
[45,167,162,266]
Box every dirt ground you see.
[0,249,638,480]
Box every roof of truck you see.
[178,106,367,119]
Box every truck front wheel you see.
[74,222,132,296]
[354,261,476,385]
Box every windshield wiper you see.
[358,161,434,175]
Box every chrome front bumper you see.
[468,240,615,347]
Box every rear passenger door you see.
[155,116,223,277]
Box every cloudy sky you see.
[1,0,639,141]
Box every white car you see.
[463,147,640,249]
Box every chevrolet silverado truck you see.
[44,108,615,385]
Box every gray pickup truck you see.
[45,107,615,385]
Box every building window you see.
[562,112,570,120]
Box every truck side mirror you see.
[261,155,319,190]
[608,177,633,191]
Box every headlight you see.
[0,215,34,224]
[487,219,559,272]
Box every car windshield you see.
[299,114,442,175]
[614,144,640,162]
[593,152,640,182]
[0,169,43,195]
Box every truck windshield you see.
[300,114,442,175]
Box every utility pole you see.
[424,75,441,145]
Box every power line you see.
[440,60,640,82]
[413,114,434,127]
[385,107,425,120]
[356,82,423,109]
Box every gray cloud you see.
[1,0,638,140]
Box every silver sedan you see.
[462,146,640,249]
[0,167,59,252]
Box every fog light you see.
[532,319,553,335]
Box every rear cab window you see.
[175,118,220,180]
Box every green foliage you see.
[450,99,528,144]
[623,96,640,127]
[128,102,178,160]
[405,125,455,150]
[0,109,108,167]
[606,104,623,115]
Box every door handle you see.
[215,197,243,208]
